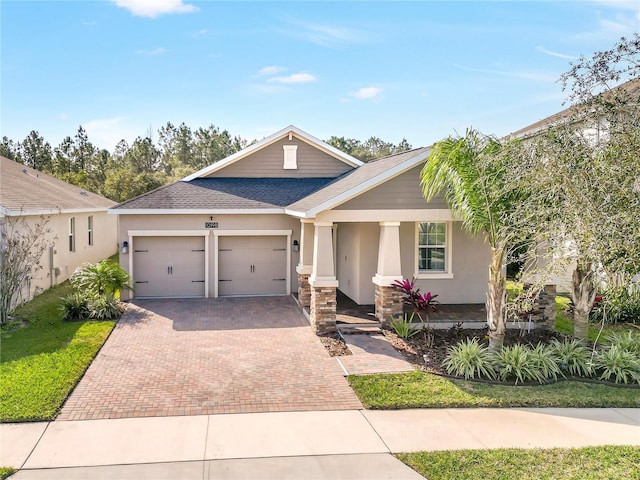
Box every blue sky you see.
[2,1,639,151]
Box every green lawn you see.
[397,445,640,480]
[0,467,15,480]
[0,281,115,422]
[349,370,640,409]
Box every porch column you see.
[296,219,314,308]
[372,222,403,324]
[309,221,338,335]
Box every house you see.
[110,126,491,334]
[0,156,118,306]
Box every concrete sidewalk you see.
[2,408,638,479]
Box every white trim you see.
[283,144,298,169]
[182,125,362,181]
[308,276,339,288]
[3,207,111,216]
[315,209,455,223]
[296,148,432,217]
[372,274,403,287]
[313,221,334,227]
[213,229,293,298]
[111,208,285,215]
[414,221,454,279]
[379,221,400,227]
[296,264,313,275]
[127,230,211,299]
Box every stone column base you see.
[310,286,336,335]
[374,284,403,324]
[523,283,557,330]
[297,273,311,308]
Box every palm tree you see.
[421,130,521,350]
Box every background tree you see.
[20,131,52,172]
[0,136,22,161]
[0,215,53,324]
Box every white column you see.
[296,219,314,275]
[372,221,403,286]
[309,221,338,287]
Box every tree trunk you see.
[487,247,507,350]
[571,262,596,339]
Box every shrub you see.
[60,292,90,321]
[590,286,640,324]
[549,338,593,377]
[492,344,542,384]
[605,330,640,356]
[71,260,131,299]
[390,313,421,339]
[529,343,562,381]
[88,295,123,320]
[592,345,640,384]
[443,338,496,380]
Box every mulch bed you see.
[319,333,353,357]
[381,327,567,375]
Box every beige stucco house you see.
[0,156,117,306]
[111,126,490,333]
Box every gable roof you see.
[181,125,363,181]
[0,156,116,216]
[286,147,432,217]
[110,177,335,214]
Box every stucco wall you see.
[206,137,353,178]
[336,221,489,305]
[117,213,301,299]
[8,210,117,307]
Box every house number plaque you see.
[205,222,218,228]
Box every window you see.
[69,217,76,252]
[88,216,94,246]
[416,222,452,278]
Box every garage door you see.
[133,236,206,298]
[218,236,287,296]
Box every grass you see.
[396,445,640,480]
[0,281,115,422]
[348,370,640,409]
[0,467,15,480]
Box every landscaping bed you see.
[319,333,352,357]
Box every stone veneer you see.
[310,286,337,334]
[297,273,311,308]
[374,284,403,324]
[524,284,557,330]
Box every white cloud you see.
[258,66,286,76]
[352,86,383,100]
[451,63,557,83]
[268,73,317,84]
[57,113,69,120]
[82,21,97,26]
[82,117,129,150]
[536,47,578,60]
[136,47,168,55]
[191,28,208,37]
[112,0,198,18]
[280,17,369,47]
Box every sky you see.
[2,0,639,151]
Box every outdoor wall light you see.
[292,240,300,252]
[121,241,129,254]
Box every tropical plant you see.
[491,344,542,384]
[592,345,640,384]
[443,338,496,380]
[391,278,439,322]
[529,343,562,381]
[60,292,90,321]
[421,130,528,350]
[390,312,421,339]
[549,338,593,377]
[70,260,131,299]
[88,295,124,320]
[605,330,640,356]
[591,286,640,325]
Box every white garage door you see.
[133,236,206,298]
[218,236,287,296]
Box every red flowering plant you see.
[391,278,439,324]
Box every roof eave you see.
[109,208,286,215]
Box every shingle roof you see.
[285,147,432,214]
[1,156,116,215]
[111,177,336,210]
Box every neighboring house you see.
[0,156,118,306]
[110,126,490,334]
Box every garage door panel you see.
[133,236,206,298]
[218,236,287,296]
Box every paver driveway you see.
[58,297,361,421]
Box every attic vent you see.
[283,145,298,170]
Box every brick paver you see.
[58,297,361,421]
[338,333,416,375]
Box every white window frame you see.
[88,215,94,246]
[414,221,453,279]
[69,217,76,253]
